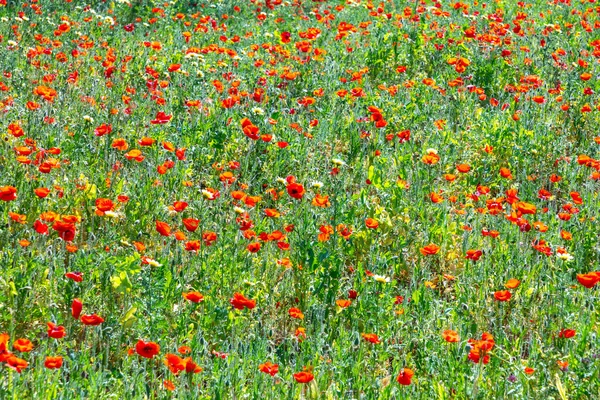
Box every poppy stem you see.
[472,362,483,398]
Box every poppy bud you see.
[71,298,83,319]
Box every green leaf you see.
[111,271,133,293]
[119,306,137,329]
[411,289,421,305]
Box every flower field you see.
[2,0,600,398]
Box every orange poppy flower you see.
[442,330,459,343]
[125,149,144,162]
[422,151,440,165]
[95,198,114,213]
[444,174,456,182]
[183,291,204,303]
[420,243,440,256]
[111,138,128,151]
[336,299,351,308]
[44,356,63,369]
[505,279,521,289]
[288,307,304,319]
[365,218,379,229]
[259,361,279,376]
[560,230,572,241]
[456,163,470,173]
[429,192,444,203]
[516,202,536,215]
[557,360,568,370]
[499,167,513,179]
[12,339,33,353]
[361,333,381,344]
[312,193,330,208]
[6,355,28,373]
[494,290,512,302]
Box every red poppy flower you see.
[150,111,172,124]
[396,368,414,385]
[494,290,512,302]
[34,187,51,198]
[156,220,171,236]
[230,293,256,310]
[241,118,260,140]
[94,123,112,137]
[558,329,576,339]
[34,220,49,235]
[183,358,202,374]
[65,271,83,282]
[293,371,314,383]
[47,322,66,339]
[52,220,76,241]
[182,218,200,232]
[247,242,261,253]
[164,353,185,374]
[95,198,114,213]
[465,249,483,261]
[0,186,17,202]
[577,273,600,288]
[287,183,305,200]
[81,314,104,326]
[135,340,160,358]
[168,64,181,72]
[71,298,83,319]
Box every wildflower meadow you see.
[1,0,600,398]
